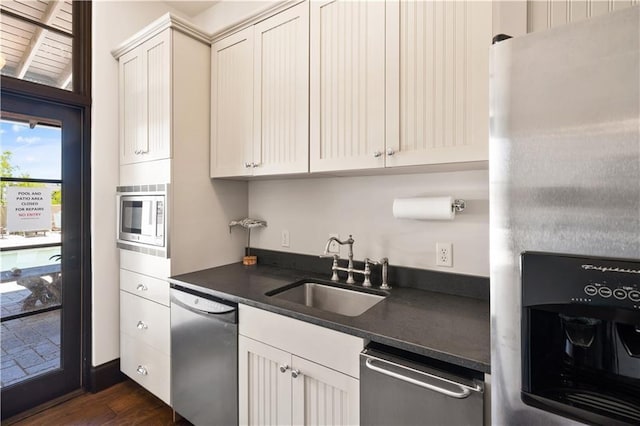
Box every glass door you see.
[1,93,83,419]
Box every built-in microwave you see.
[116,185,167,253]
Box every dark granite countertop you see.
[169,261,490,373]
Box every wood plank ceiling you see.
[0,0,73,90]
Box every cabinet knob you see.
[136,365,148,376]
[134,149,141,155]
[279,364,290,373]
[136,284,148,291]
[251,162,260,168]
[386,148,396,156]
[291,369,301,379]
[136,321,148,330]
[373,151,382,158]
[244,162,252,168]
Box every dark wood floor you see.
[9,379,192,425]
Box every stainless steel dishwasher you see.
[170,284,237,426]
[361,344,484,425]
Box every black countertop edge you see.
[169,275,491,374]
[251,248,490,301]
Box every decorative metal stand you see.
[229,218,267,265]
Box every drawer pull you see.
[136,365,148,376]
[136,321,148,330]
[291,369,301,379]
[373,150,382,158]
[136,284,148,291]
[386,148,396,156]
[279,364,290,373]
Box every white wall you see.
[191,0,280,34]
[91,0,188,367]
[249,170,490,277]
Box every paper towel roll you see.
[392,196,455,220]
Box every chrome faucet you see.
[321,235,356,283]
[320,235,391,289]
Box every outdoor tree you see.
[0,150,44,206]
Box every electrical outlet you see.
[436,243,453,267]
[328,233,340,254]
[281,230,290,248]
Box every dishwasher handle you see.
[171,290,237,323]
[363,355,482,399]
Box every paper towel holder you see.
[453,199,466,213]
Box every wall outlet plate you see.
[436,242,453,267]
[328,233,340,254]
[281,230,290,248]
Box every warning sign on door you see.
[6,187,52,233]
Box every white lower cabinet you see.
[238,304,362,426]
[239,336,359,426]
[119,268,171,405]
[120,332,171,405]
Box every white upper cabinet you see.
[386,0,492,167]
[211,27,254,178]
[211,2,310,178]
[118,29,171,165]
[309,0,386,172]
[253,1,309,176]
[527,0,638,32]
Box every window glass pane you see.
[1,1,72,34]
[0,118,62,180]
[0,311,61,387]
[0,1,73,91]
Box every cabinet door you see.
[253,2,309,176]
[527,0,637,33]
[239,336,292,426]
[310,0,386,172]
[386,1,492,167]
[119,45,146,165]
[211,27,254,178]
[291,356,359,426]
[119,30,171,165]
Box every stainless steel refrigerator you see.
[490,6,640,425]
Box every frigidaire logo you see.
[581,264,640,274]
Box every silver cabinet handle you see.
[136,284,148,291]
[386,148,396,156]
[134,149,140,155]
[363,357,481,399]
[251,162,260,168]
[136,365,148,376]
[291,369,301,379]
[244,162,252,168]
[279,364,290,373]
[373,151,382,158]
[136,321,148,330]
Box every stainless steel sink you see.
[267,281,386,317]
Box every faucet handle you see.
[319,254,339,260]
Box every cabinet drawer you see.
[120,268,169,306]
[239,304,364,378]
[120,291,170,355]
[120,333,171,405]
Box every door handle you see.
[363,357,481,399]
[136,365,148,376]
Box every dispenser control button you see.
[613,289,627,300]
[584,285,597,296]
[629,290,640,302]
[598,287,612,298]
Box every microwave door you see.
[140,200,154,237]
[122,200,142,234]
